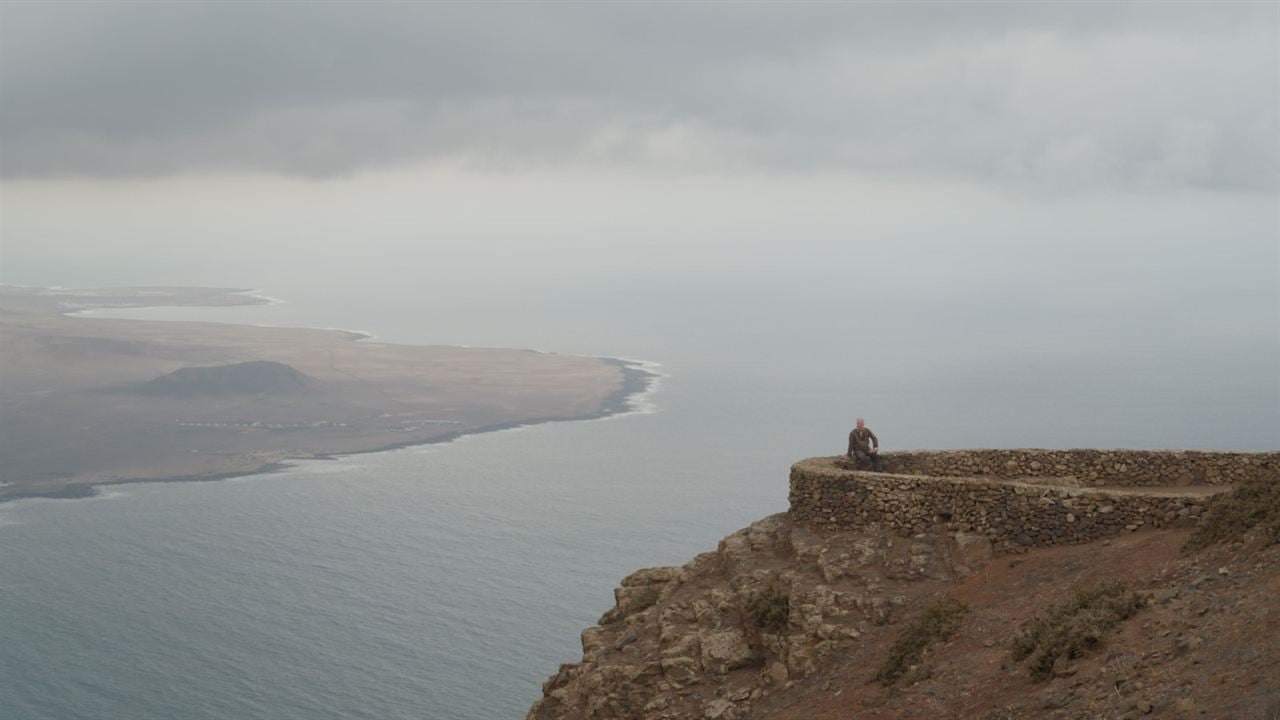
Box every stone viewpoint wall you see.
[877,449,1280,487]
[789,450,1279,554]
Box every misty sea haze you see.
[3,2,1278,717]
[2,238,1277,720]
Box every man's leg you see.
[871,452,885,472]
[853,449,871,469]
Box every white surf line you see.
[603,357,667,418]
[234,289,288,305]
[62,299,381,341]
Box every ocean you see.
[2,223,1277,719]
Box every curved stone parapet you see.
[870,448,1280,487]
[789,450,1278,553]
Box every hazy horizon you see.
[4,1,1277,446]
[2,4,1279,719]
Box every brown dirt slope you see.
[528,515,1279,720]
[774,531,1279,720]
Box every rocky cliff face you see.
[526,477,1280,720]
[526,514,994,720]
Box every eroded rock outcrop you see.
[529,451,1280,720]
[526,514,992,720]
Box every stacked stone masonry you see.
[790,450,1280,554]
[876,449,1280,487]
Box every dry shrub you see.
[746,578,791,634]
[875,596,967,687]
[1011,581,1147,682]
[1185,473,1280,551]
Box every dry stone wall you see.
[789,451,1277,553]
[878,449,1279,487]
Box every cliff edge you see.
[527,450,1280,720]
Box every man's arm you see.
[868,429,879,450]
[847,431,855,456]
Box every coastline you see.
[0,360,660,504]
[0,287,663,503]
[59,287,383,341]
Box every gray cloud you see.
[1,1,1276,189]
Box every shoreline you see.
[0,360,660,505]
[60,288,383,341]
[0,287,664,504]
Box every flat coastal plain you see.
[0,286,644,500]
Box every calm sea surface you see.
[2,281,1275,719]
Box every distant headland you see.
[0,285,658,501]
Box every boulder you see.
[951,532,994,576]
[699,628,756,675]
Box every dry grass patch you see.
[875,596,967,687]
[1185,473,1280,551]
[746,578,791,634]
[1011,581,1148,681]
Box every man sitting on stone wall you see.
[845,417,885,471]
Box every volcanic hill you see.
[135,360,319,396]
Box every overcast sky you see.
[0,1,1276,445]
[2,1,1276,191]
